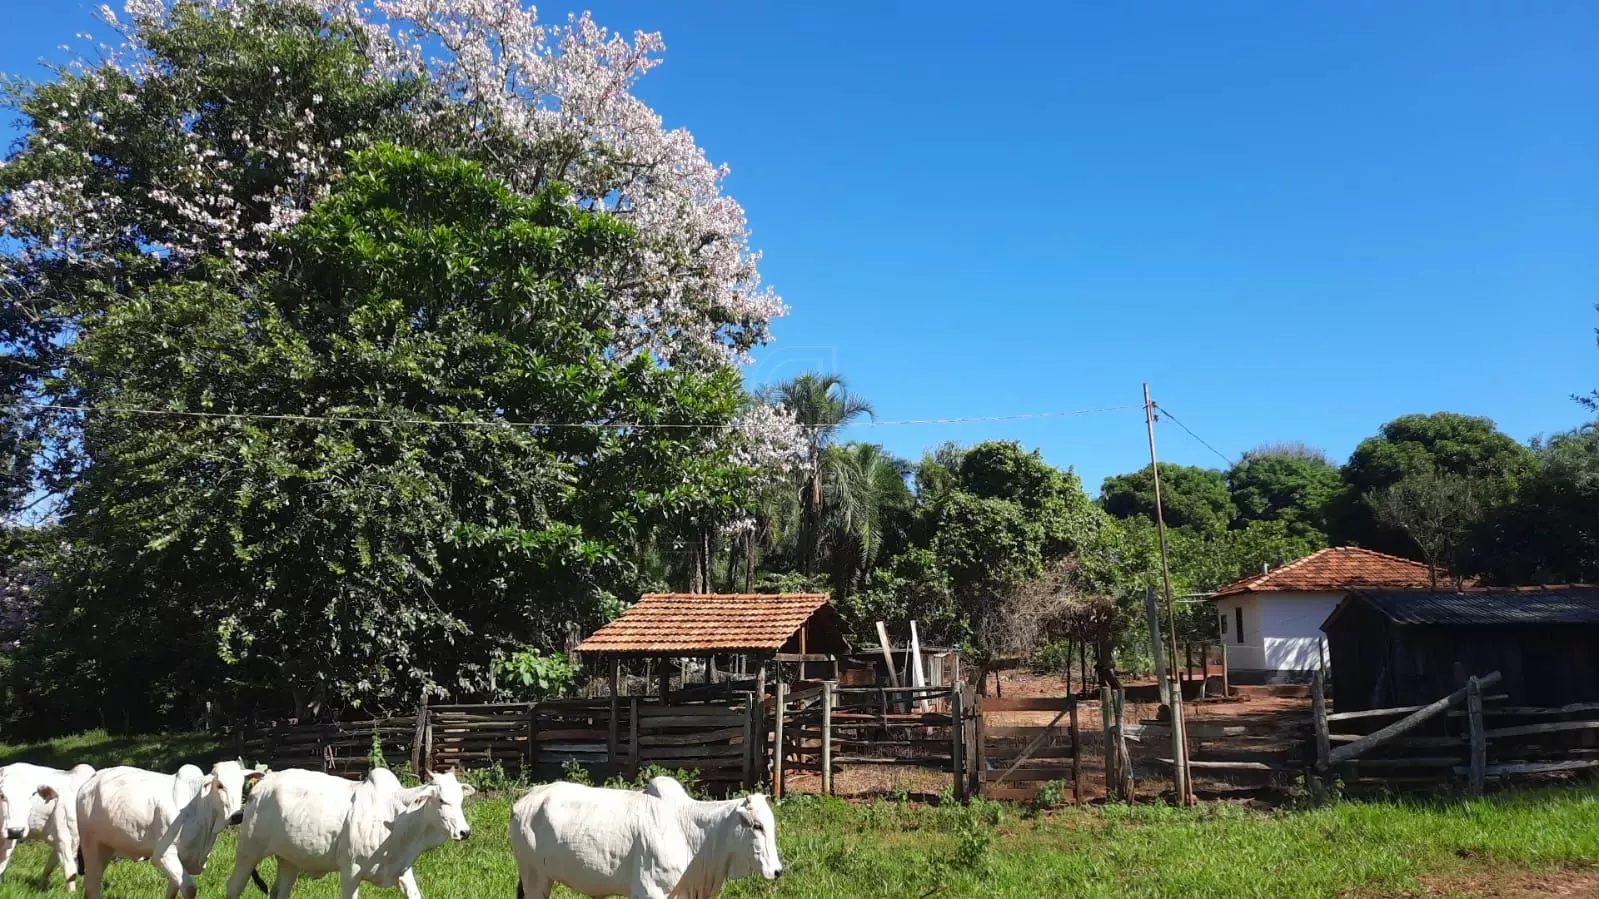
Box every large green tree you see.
[1100,464,1235,535]
[18,147,761,729]
[1332,412,1535,553]
[1226,443,1340,540]
[1478,424,1599,584]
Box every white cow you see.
[641,776,690,803]
[225,767,474,899]
[77,760,259,899]
[0,762,95,891]
[510,782,782,899]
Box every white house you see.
[1210,547,1438,684]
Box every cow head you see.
[729,794,783,882]
[408,770,475,841]
[0,773,55,842]
[206,760,264,826]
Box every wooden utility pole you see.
[1144,383,1195,805]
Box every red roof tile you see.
[575,593,837,655]
[1212,547,1450,598]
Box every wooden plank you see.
[636,727,746,747]
[982,764,1076,781]
[773,652,835,663]
[633,715,749,729]
[833,755,954,766]
[1153,759,1280,772]
[534,729,609,743]
[1481,720,1599,739]
[1465,759,1599,777]
[1328,694,1509,723]
[1312,670,1331,782]
[1327,671,1502,767]
[989,704,1072,788]
[980,697,1077,712]
[982,725,1069,740]
[1327,734,1464,748]
[983,786,1050,802]
[640,745,747,761]
[875,622,901,690]
[1474,702,1599,718]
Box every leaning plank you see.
[1153,759,1279,772]
[1480,720,1599,740]
[1326,671,1501,769]
[1327,694,1507,723]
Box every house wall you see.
[1215,592,1338,685]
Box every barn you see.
[1321,586,1599,712]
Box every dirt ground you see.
[1376,867,1599,897]
[781,670,1314,804]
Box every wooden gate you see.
[772,682,969,799]
[972,695,1081,802]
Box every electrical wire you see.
[1153,403,1234,467]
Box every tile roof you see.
[1212,546,1444,598]
[1343,586,1599,626]
[575,593,835,655]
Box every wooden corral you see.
[1323,587,1599,713]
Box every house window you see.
[1219,612,1228,636]
[1235,607,1245,645]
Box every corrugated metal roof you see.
[1213,547,1448,598]
[575,593,835,655]
[1350,586,1599,625]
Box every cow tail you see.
[250,867,270,894]
[516,879,524,899]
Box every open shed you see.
[575,592,851,700]
[1322,586,1599,712]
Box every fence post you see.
[1069,696,1082,806]
[526,701,538,778]
[410,692,429,776]
[951,685,966,802]
[1100,684,1115,799]
[1220,642,1230,698]
[1311,670,1331,801]
[741,691,755,792]
[627,697,640,779]
[821,681,835,796]
[773,681,787,800]
[608,695,620,774]
[1467,676,1486,795]
[968,691,985,799]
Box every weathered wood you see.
[1462,759,1599,777]
[833,754,956,766]
[1311,669,1331,799]
[1328,694,1507,723]
[641,744,747,762]
[773,653,835,663]
[982,724,1071,740]
[1472,702,1599,718]
[1327,671,1502,768]
[1327,733,1464,747]
[950,685,966,800]
[772,681,786,799]
[1344,756,1464,769]
[875,622,901,689]
[627,697,640,778]
[1466,676,1486,795]
[1481,719,1599,740]
[982,764,1077,780]
[991,704,1072,789]
[635,726,747,747]
[1069,698,1083,805]
[821,680,835,796]
[969,697,984,799]
[1154,758,1280,772]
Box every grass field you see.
[0,733,1595,897]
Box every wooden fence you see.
[972,695,1081,802]
[773,683,969,799]
[1311,670,1599,792]
[238,695,763,791]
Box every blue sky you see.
[4,1,1596,492]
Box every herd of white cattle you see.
[0,760,782,898]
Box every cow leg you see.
[517,873,553,899]
[152,848,194,899]
[0,836,15,880]
[79,842,105,899]
[225,846,266,899]
[339,868,362,899]
[271,861,299,899]
[628,874,671,899]
[395,867,423,899]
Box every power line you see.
[9,400,1139,431]
[1152,403,1235,467]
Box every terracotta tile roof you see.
[575,593,835,655]
[1212,547,1449,598]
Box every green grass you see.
[0,732,1594,897]
[0,729,224,772]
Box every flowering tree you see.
[0,1,804,727]
[3,0,782,365]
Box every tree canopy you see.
[1226,444,1340,540]
[1100,464,1235,536]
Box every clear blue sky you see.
[4,2,1596,491]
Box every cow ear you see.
[244,771,265,785]
[36,784,57,802]
[459,782,476,797]
[421,769,435,783]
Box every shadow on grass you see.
[0,729,225,772]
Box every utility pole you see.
[1144,383,1194,805]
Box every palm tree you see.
[763,374,874,574]
[823,443,913,594]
